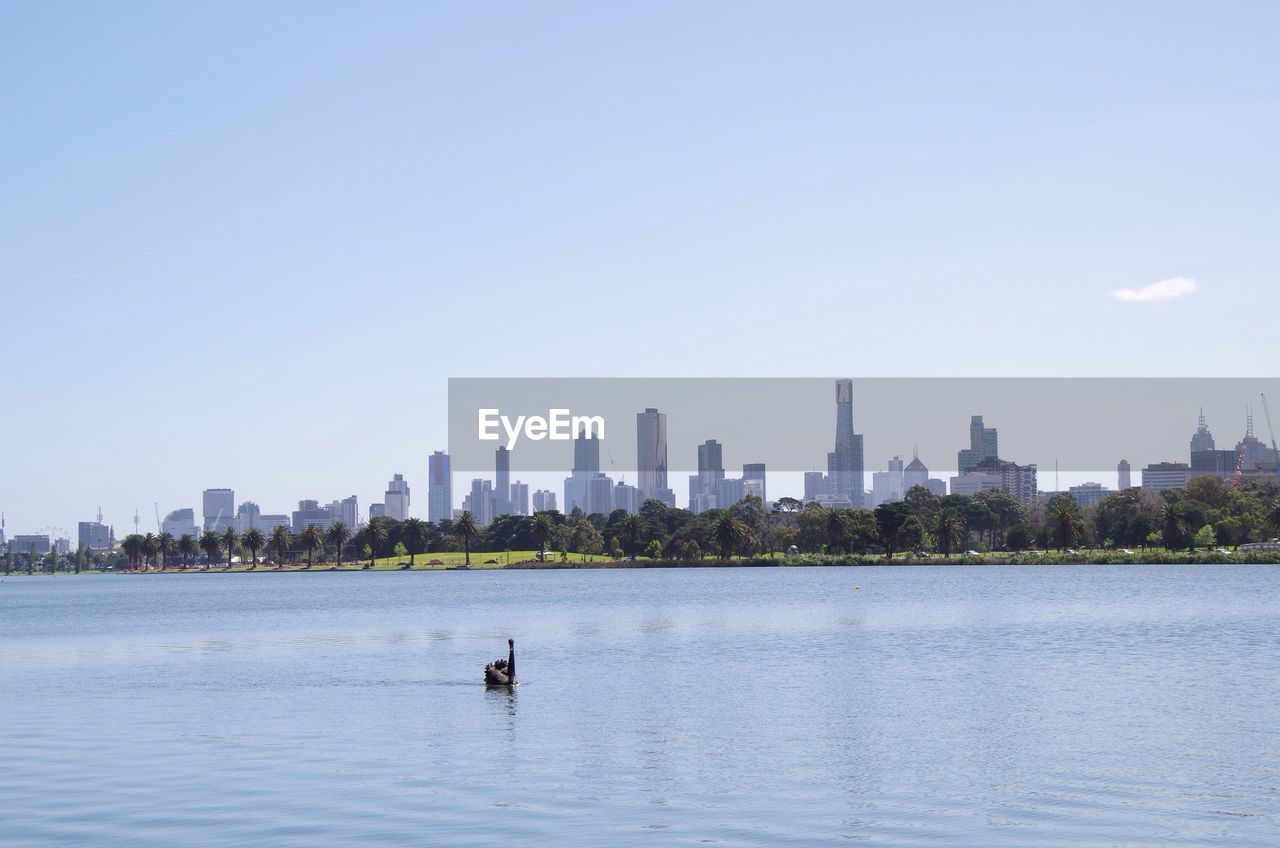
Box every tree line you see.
[11,475,1280,574]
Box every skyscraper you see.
[829,379,865,508]
[586,475,615,516]
[78,519,112,551]
[428,451,452,524]
[509,481,529,515]
[532,489,557,513]
[573,426,600,475]
[694,439,726,508]
[565,425,603,513]
[384,473,411,520]
[1190,409,1215,453]
[637,408,668,499]
[742,462,766,503]
[803,471,826,503]
[467,478,494,525]
[202,488,235,532]
[957,415,998,474]
[1118,459,1131,490]
[903,453,930,492]
[494,447,511,515]
[163,507,200,538]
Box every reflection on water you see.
[1,566,1279,847]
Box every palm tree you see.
[621,514,647,560]
[198,531,221,569]
[299,524,323,569]
[1160,503,1190,551]
[220,527,239,568]
[325,522,350,569]
[531,513,554,558]
[269,525,292,567]
[824,508,849,553]
[143,533,160,570]
[711,513,750,560]
[934,507,966,557]
[158,532,176,569]
[453,511,477,566]
[177,533,197,568]
[242,527,265,568]
[121,534,145,570]
[1046,497,1082,551]
[400,517,428,569]
[361,518,389,569]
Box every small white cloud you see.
[1109,276,1198,302]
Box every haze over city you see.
[4,2,1278,535]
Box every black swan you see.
[484,638,517,686]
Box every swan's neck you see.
[507,646,516,681]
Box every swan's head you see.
[508,638,514,648]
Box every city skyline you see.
[11,388,1279,542]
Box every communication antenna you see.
[134,509,140,535]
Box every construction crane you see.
[1262,393,1279,456]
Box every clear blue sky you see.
[3,2,1278,536]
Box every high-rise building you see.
[163,508,200,538]
[1142,462,1190,491]
[1190,449,1234,481]
[574,426,600,474]
[565,426,603,513]
[1236,413,1280,473]
[715,477,745,509]
[949,473,1003,496]
[235,502,260,533]
[78,520,112,551]
[1068,482,1112,508]
[370,503,386,519]
[586,475,615,516]
[613,481,643,514]
[957,416,998,475]
[967,456,1037,505]
[694,439,726,508]
[292,499,332,533]
[904,454,930,492]
[742,463,766,503]
[466,479,494,525]
[384,473,411,521]
[829,379,865,508]
[509,481,529,515]
[428,451,452,524]
[327,496,359,528]
[14,534,52,555]
[494,447,511,515]
[1190,409,1215,453]
[803,471,827,503]
[532,490,557,513]
[202,488,235,532]
[637,408,668,499]
[871,456,906,507]
[1117,459,1132,490]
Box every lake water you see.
[2,565,1278,846]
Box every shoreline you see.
[7,549,1279,577]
